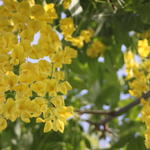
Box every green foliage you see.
[13,65,20,75]
[5,90,16,100]
[1,0,150,149]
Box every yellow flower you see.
[12,13,29,29]
[19,63,39,83]
[0,117,7,131]
[44,3,58,23]
[52,51,64,68]
[51,96,64,107]
[14,83,32,98]
[60,17,75,37]
[63,46,77,64]
[53,71,64,80]
[4,71,18,90]
[20,29,34,41]
[54,119,64,133]
[58,81,72,94]
[80,29,93,43]
[38,60,52,74]
[45,79,58,96]
[65,36,84,48]
[28,0,35,6]
[62,0,72,9]
[28,20,42,32]
[0,76,8,93]
[16,99,29,113]
[129,67,149,97]
[3,98,17,122]
[3,0,17,11]
[16,1,30,16]
[44,120,53,133]
[11,44,25,65]
[30,4,45,19]
[87,40,105,58]
[138,39,150,58]
[57,106,73,120]
[31,81,46,96]
[0,94,6,104]
[34,98,48,113]
[21,111,31,123]
[124,51,138,79]
[36,117,45,123]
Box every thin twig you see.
[107,0,117,12]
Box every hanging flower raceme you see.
[124,39,150,148]
[59,17,93,48]
[86,40,105,58]
[0,0,79,133]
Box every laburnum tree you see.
[0,0,150,149]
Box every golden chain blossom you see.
[86,40,105,58]
[124,39,150,148]
[62,0,72,9]
[0,0,80,133]
[60,17,93,48]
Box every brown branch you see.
[79,91,150,127]
[107,0,117,12]
[78,91,150,137]
[76,92,150,117]
[99,91,150,125]
[75,109,115,115]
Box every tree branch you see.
[78,91,150,137]
[107,0,117,12]
[99,91,150,125]
[75,109,115,115]
[77,91,150,126]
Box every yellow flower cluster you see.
[62,0,72,9]
[124,39,150,148]
[60,17,93,48]
[124,39,150,97]
[124,51,138,79]
[138,39,150,58]
[0,0,77,133]
[86,40,105,58]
